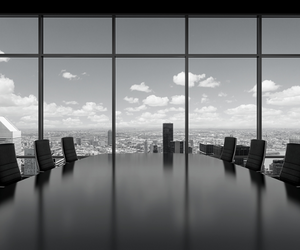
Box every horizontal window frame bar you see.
[1,14,299,18]
[3,54,300,59]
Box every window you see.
[262,59,300,173]
[189,59,256,156]
[116,18,185,54]
[1,14,300,157]
[0,58,38,173]
[189,18,256,54]
[116,59,184,153]
[263,18,300,54]
[0,18,38,53]
[44,58,112,156]
[44,18,112,54]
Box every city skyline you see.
[1,17,300,131]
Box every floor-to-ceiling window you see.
[262,17,300,174]
[43,17,112,157]
[1,14,300,172]
[0,17,38,174]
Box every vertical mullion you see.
[257,15,262,140]
[112,15,116,154]
[185,15,189,154]
[38,15,44,140]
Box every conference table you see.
[1,153,300,250]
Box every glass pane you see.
[189,59,256,162]
[0,18,38,53]
[44,18,112,53]
[117,18,185,54]
[189,18,256,54]
[117,59,184,153]
[263,18,300,54]
[0,58,38,174]
[262,59,300,174]
[44,59,112,156]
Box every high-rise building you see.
[163,123,173,153]
[170,141,184,153]
[108,130,112,146]
[269,159,284,176]
[0,117,22,172]
[199,143,214,155]
[144,140,148,153]
[23,148,37,176]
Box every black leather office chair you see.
[34,139,56,172]
[220,137,237,163]
[0,143,22,186]
[279,143,300,186]
[245,139,267,172]
[61,137,78,163]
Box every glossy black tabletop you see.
[1,153,300,250]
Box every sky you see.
[1,16,300,131]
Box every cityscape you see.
[2,115,300,176]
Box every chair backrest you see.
[34,139,55,171]
[0,143,21,186]
[280,143,300,185]
[220,137,237,163]
[245,139,267,172]
[61,137,78,163]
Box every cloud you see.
[63,100,78,105]
[218,92,227,97]
[44,103,73,117]
[130,82,152,92]
[198,77,220,88]
[125,104,147,112]
[158,107,184,113]
[170,95,185,105]
[266,85,300,106]
[124,96,139,103]
[82,102,107,112]
[249,80,281,97]
[194,106,217,113]
[140,112,166,120]
[201,94,209,103]
[0,50,10,62]
[143,95,169,107]
[0,74,37,107]
[87,114,110,123]
[225,104,256,115]
[61,70,79,80]
[173,72,206,87]
[62,117,82,127]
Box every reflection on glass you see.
[0,59,38,174]
[44,18,112,53]
[0,18,38,53]
[44,58,112,157]
[189,59,256,161]
[116,18,185,54]
[189,18,256,54]
[263,18,300,54]
[262,59,300,174]
[116,59,184,153]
